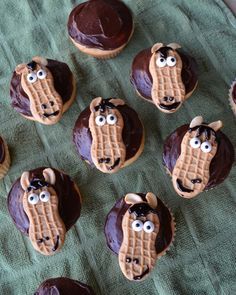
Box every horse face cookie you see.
[15,57,63,125]
[89,97,126,173]
[105,192,175,282]
[149,43,185,113]
[8,167,82,256]
[119,193,160,281]
[20,168,66,255]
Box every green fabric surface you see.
[0,0,236,294]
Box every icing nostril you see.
[126,257,132,263]
[163,96,168,102]
[133,258,139,264]
[37,238,44,244]
[50,101,54,106]
[44,236,50,241]
[41,104,47,109]
[104,158,110,163]
[169,97,174,102]
[191,178,202,184]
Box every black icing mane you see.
[129,202,155,217]
[94,98,116,113]
[27,61,37,71]
[26,178,49,192]
[156,46,173,59]
[189,125,217,141]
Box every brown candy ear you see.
[15,64,27,75]
[151,43,163,53]
[125,193,143,204]
[167,43,181,50]
[208,120,223,131]
[109,98,125,107]
[32,56,48,66]
[90,97,103,112]
[20,171,30,191]
[146,192,158,209]
[189,116,203,128]
[43,168,56,185]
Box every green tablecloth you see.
[0,0,235,294]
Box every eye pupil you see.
[160,58,164,62]
[136,224,140,227]
[99,118,103,122]
[110,116,114,120]
[195,141,198,144]
[41,194,45,198]
[205,145,209,149]
[30,196,34,201]
[39,71,42,76]
[29,76,33,80]
[147,226,151,230]
[171,58,175,62]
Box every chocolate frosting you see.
[232,82,236,103]
[67,0,133,50]
[10,59,74,117]
[130,47,198,100]
[34,277,95,295]
[0,137,5,164]
[163,124,235,190]
[7,167,81,235]
[104,194,173,255]
[73,102,143,165]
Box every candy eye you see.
[166,56,176,67]
[143,221,155,233]
[39,191,50,202]
[156,57,166,67]
[28,193,39,205]
[132,220,143,232]
[27,72,37,83]
[107,114,117,125]
[201,141,212,153]
[37,69,47,79]
[190,137,201,148]
[95,115,106,126]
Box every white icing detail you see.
[156,57,166,67]
[39,191,50,202]
[201,141,212,153]
[28,193,39,205]
[166,56,176,67]
[143,221,155,233]
[107,114,117,125]
[27,72,37,83]
[190,137,201,148]
[95,115,106,126]
[37,69,47,79]
[132,220,143,232]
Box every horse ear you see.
[109,98,125,107]
[208,120,223,132]
[32,56,48,66]
[125,193,143,204]
[20,171,30,191]
[167,43,181,50]
[146,192,158,209]
[43,168,56,185]
[15,64,27,75]
[189,116,203,128]
[90,97,103,112]
[151,43,163,53]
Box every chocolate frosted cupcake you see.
[104,192,175,281]
[67,0,134,59]
[34,277,95,295]
[0,136,10,179]
[229,79,236,115]
[73,97,144,173]
[8,167,82,255]
[10,57,76,125]
[163,116,235,199]
[131,42,198,113]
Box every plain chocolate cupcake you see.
[67,0,134,59]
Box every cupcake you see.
[104,192,175,281]
[73,97,144,173]
[34,277,95,295]
[163,116,235,198]
[10,56,76,125]
[67,0,134,59]
[8,167,82,255]
[229,79,236,115]
[0,136,10,179]
[131,42,198,113]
